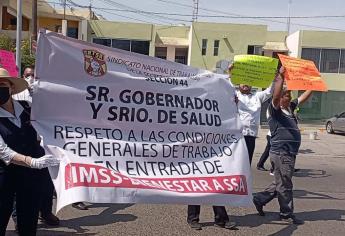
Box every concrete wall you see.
[286,31,301,58]
[38,17,79,32]
[299,30,345,92]
[155,25,190,38]
[189,22,267,70]
[266,31,288,42]
[89,21,153,40]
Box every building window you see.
[301,47,345,74]
[67,28,78,39]
[93,38,111,47]
[214,40,220,56]
[1,7,29,31]
[247,45,263,55]
[131,40,150,55]
[175,56,187,64]
[339,49,345,73]
[175,48,188,65]
[112,39,130,51]
[155,47,167,59]
[320,49,340,73]
[301,48,321,70]
[202,39,207,55]
[93,38,150,55]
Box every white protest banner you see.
[32,31,252,212]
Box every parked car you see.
[326,112,345,134]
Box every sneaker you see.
[257,166,268,171]
[188,221,202,230]
[280,215,304,225]
[253,198,265,216]
[214,221,237,230]
[72,202,88,210]
[40,213,60,226]
[269,171,274,176]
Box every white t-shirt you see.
[236,85,273,137]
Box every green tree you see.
[0,33,36,74]
[0,34,15,52]
[21,39,35,73]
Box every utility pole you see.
[32,0,37,40]
[89,0,93,20]
[63,0,66,20]
[62,0,67,36]
[31,0,38,55]
[16,0,22,75]
[287,0,292,34]
[192,0,199,22]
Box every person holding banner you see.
[253,67,312,225]
[187,205,236,230]
[11,66,61,228]
[0,68,60,235]
[229,64,274,165]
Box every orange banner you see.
[278,54,328,91]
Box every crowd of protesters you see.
[0,55,312,235]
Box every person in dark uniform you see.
[0,68,60,235]
[253,67,312,225]
[11,66,60,228]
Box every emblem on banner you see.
[83,49,107,77]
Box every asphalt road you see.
[6,128,345,236]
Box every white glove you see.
[30,155,60,169]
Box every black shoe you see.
[253,198,265,216]
[280,215,304,225]
[214,221,237,230]
[72,202,88,210]
[40,213,60,226]
[188,221,202,230]
[257,166,268,171]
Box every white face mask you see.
[25,76,35,86]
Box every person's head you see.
[0,78,14,106]
[23,66,35,85]
[0,68,28,106]
[239,84,252,94]
[280,89,292,109]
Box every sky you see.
[50,0,345,33]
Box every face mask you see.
[0,87,10,105]
[25,76,35,86]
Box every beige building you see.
[87,20,288,69]
[0,0,98,40]
[2,0,344,120]
[287,30,345,119]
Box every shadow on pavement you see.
[59,203,137,233]
[6,229,96,236]
[230,209,345,235]
[294,189,342,200]
[293,169,331,178]
[267,209,345,236]
[298,148,315,154]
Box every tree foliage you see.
[0,33,35,74]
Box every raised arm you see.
[272,67,285,108]
[256,82,274,103]
[298,90,313,105]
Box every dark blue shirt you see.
[268,99,301,155]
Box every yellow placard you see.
[231,55,278,88]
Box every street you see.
[6,127,345,236]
